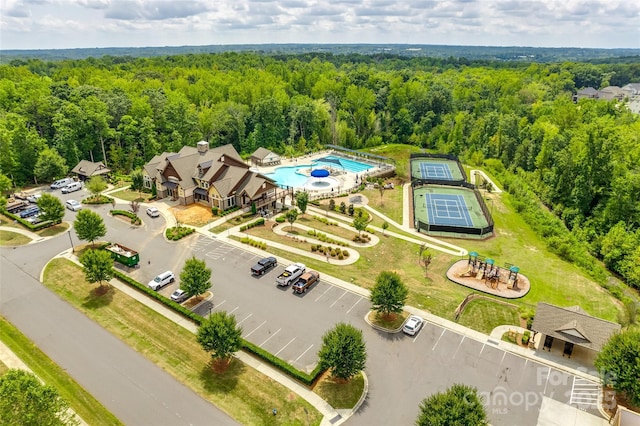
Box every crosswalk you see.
[569,377,600,408]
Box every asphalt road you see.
[0,190,237,425]
[2,190,604,425]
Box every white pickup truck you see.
[275,263,306,287]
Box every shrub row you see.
[307,229,349,247]
[353,234,371,243]
[110,209,141,225]
[311,245,350,259]
[240,236,267,250]
[1,210,57,231]
[83,195,114,205]
[165,226,195,240]
[275,215,286,223]
[312,215,338,226]
[112,266,325,385]
[239,217,265,232]
[212,206,240,216]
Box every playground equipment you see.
[506,266,520,289]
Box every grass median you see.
[43,258,322,425]
[0,316,123,425]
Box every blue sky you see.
[1,0,639,50]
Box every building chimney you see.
[197,141,209,155]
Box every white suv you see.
[148,271,175,291]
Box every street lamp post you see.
[68,230,74,253]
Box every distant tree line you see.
[0,52,639,289]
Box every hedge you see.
[239,217,265,232]
[110,209,141,225]
[110,269,325,386]
[1,210,58,231]
[83,195,114,205]
[165,226,195,240]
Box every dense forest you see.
[0,53,639,290]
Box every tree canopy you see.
[0,369,78,426]
[79,248,114,287]
[73,209,106,246]
[594,329,640,407]
[37,193,65,223]
[318,322,367,381]
[179,256,211,298]
[370,271,408,319]
[416,384,488,426]
[197,311,243,372]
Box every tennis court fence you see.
[415,185,494,237]
[410,153,467,186]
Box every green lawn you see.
[314,372,365,409]
[0,230,31,246]
[456,298,521,334]
[107,188,153,202]
[42,259,322,426]
[0,317,122,425]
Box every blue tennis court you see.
[424,194,473,227]
[419,162,454,180]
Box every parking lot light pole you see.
[68,230,74,253]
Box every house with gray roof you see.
[531,302,621,366]
[71,160,111,181]
[250,147,281,166]
[143,141,290,211]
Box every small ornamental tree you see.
[353,215,368,236]
[295,191,309,215]
[416,384,488,426]
[197,311,243,372]
[180,256,211,298]
[318,323,367,382]
[79,249,114,288]
[594,329,640,406]
[130,169,144,191]
[0,369,79,426]
[370,271,408,320]
[328,198,336,212]
[382,221,389,235]
[74,209,106,247]
[285,208,299,231]
[86,176,108,198]
[37,193,65,223]
[420,247,433,278]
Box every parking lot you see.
[183,234,369,372]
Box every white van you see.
[61,182,82,194]
[51,177,74,189]
[148,271,175,291]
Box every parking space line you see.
[237,313,253,325]
[473,343,486,366]
[432,329,446,351]
[452,336,465,358]
[294,344,314,363]
[244,320,266,338]
[216,300,226,309]
[498,351,506,368]
[228,306,239,315]
[345,297,362,314]
[314,285,333,302]
[259,328,281,347]
[275,338,296,356]
[329,290,347,308]
[542,367,551,394]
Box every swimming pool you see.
[265,165,312,188]
[313,155,373,173]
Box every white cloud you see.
[0,0,638,49]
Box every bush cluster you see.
[240,236,267,250]
[311,245,349,259]
[212,206,240,216]
[307,229,349,247]
[165,226,195,240]
[83,195,114,205]
[239,217,265,231]
[110,209,141,225]
[353,233,371,243]
[312,215,338,226]
[275,215,286,223]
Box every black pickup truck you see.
[251,256,278,276]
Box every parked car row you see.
[50,178,83,194]
[250,257,321,294]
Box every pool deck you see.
[254,150,387,197]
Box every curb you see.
[363,310,404,334]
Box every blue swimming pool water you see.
[313,155,373,173]
[265,166,311,188]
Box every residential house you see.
[250,147,281,167]
[71,160,111,181]
[143,141,291,212]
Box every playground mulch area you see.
[446,259,530,299]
